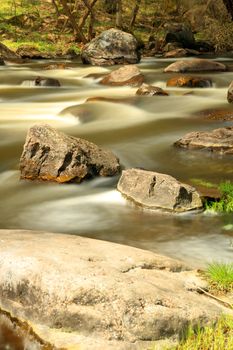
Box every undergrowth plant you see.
[173,316,233,350]
[205,181,233,213]
[204,262,233,293]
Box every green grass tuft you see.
[204,262,233,293]
[173,316,233,350]
[205,181,233,213]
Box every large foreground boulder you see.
[81,28,141,66]
[117,168,203,212]
[174,127,233,154]
[164,59,227,73]
[20,124,120,183]
[0,230,229,350]
[100,65,144,86]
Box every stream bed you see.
[0,57,233,267]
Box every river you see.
[0,57,233,267]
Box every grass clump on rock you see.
[172,316,233,350]
[204,262,233,293]
[205,181,233,213]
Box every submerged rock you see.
[21,76,61,87]
[174,126,233,154]
[20,124,120,183]
[81,28,141,66]
[100,65,144,86]
[136,83,169,96]
[117,168,203,212]
[167,75,212,88]
[0,230,228,350]
[195,108,233,121]
[164,59,227,73]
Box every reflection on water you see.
[0,57,233,267]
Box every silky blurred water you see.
[0,57,233,267]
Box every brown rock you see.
[81,28,141,66]
[167,75,212,88]
[19,124,120,183]
[164,48,200,58]
[21,76,61,87]
[117,168,203,213]
[164,59,227,73]
[227,81,233,103]
[0,42,19,60]
[0,230,229,350]
[136,83,169,96]
[196,108,233,121]
[100,65,144,87]
[174,126,233,154]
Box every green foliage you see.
[172,316,233,350]
[205,181,233,213]
[204,262,233,293]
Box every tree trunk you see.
[222,0,233,20]
[116,0,122,29]
[129,0,141,31]
[59,0,87,43]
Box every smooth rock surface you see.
[0,230,229,350]
[174,127,233,154]
[81,28,141,66]
[136,83,169,96]
[117,168,203,212]
[164,59,227,73]
[167,75,212,88]
[100,65,144,87]
[20,124,120,183]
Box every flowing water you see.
[0,57,233,268]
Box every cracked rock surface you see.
[19,124,120,183]
[0,230,229,350]
[117,168,203,213]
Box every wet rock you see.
[81,28,141,66]
[164,59,227,73]
[136,83,169,96]
[43,63,67,70]
[19,124,120,183]
[174,126,233,154]
[164,48,200,58]
[21,76,61,87]
[167,76,212,88]
[227,81,233,103]
[0,42,19,60]
[0,230,228,350]
[86,96,137,105]
[100,65,144,87]
[195,108,233,121]
[117,168,203,213]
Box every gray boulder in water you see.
[81,28,141,66]
[20,124,120,183]
[174,126,233,154]
[117,168,203,213]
